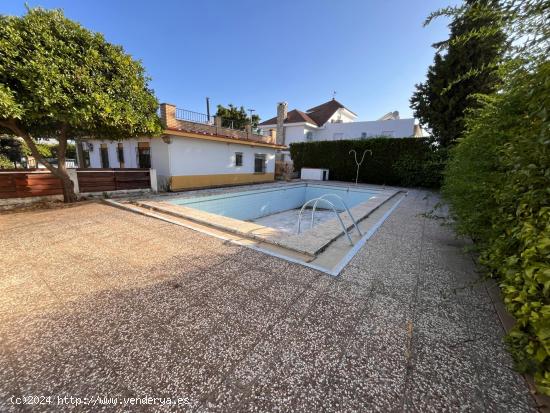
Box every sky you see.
[2,0,458,122]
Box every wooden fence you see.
[77,169,151,193]
[0,168,151,199]
[0,171,63,199]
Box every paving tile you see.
[231,268,277,292]
[0,187,538,412]
[404,332,485,412]
[261,277,307,307]
[301,292,365,336]
[0,338,21,413]
[330,329,409,412]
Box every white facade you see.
[163,138,275,177]
[324,107,356,124]
[317,119,417,140]
[84,134,279,191]
[259,118,418,144]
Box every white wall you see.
[167,136,276,176]
[283,125,308,146]
[325,108,356,124]
[314,119,416,140]
[86,136,277,177]
[86,138,156,169]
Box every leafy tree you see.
[0,154,12,169]
[0,8,161,202]
[215,104,260,130]
[0,135,25,167]
[410,0,507,147]
[50,142,76,160]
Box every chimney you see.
[276,102,288,145]
[159,103,177,129]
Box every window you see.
[137,142,151,168]
[81,146,91,168]
[306,131,313,142]
[117,143,125,168]
[361,132,367,139]
[235,152,243,167]
[100,144,109,168]
[254,154,266,173]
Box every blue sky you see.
[2,0,457,121]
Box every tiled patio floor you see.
[0,190,537,412]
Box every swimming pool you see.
[168,184,380,221]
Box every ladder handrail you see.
[311,194,363,236]
[297,198,354,245]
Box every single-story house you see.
[80,103,285,191]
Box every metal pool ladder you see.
[296,194,362,245]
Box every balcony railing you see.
[175,108,213,125]
[174,107,263,133]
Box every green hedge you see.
[290,137,445,188]
[442,62,550,393]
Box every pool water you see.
[168,184,379,221]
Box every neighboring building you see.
[258,99,427,159]
[82,103,285,191]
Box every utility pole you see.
[206,97,211,121]
[248,108,255,125]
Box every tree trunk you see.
[0,119,78,203]
[60,173,77,203]
[55,128,77,203]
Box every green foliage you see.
[411,0,506,147]
[0,153,12,168]
[0,7,162,140]
[442,61,550,393]
[215,104,260,130]
[0,7,162,200]
[49,142,76,159]
[290,138,445,188]
[0,135,25,163]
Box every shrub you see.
[0,154,12,168]
[290,137,445,188]
[442,61,550,393]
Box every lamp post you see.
[349,149,372,185]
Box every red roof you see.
[259,109,318,126]
[164,127,286,148]
[259,99,355,127]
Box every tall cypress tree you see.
[411,0,507,147]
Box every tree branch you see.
[57,123,68,173]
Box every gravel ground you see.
[0,190,537,412]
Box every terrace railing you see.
[175,108,213,125]
[174,108,252,132]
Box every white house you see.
[258,99,426,159]
[81,103,285,191]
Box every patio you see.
[0,189,537,411]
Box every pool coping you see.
[135,185,401,257]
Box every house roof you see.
[163,128,286,149]
[259,99,356,127]
[306,99,357,125]
[259,109,318,126]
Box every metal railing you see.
[311,194,362,236]
[172,107,264,135]
[175,108,212,125]
[219,117,248,131]
[297,197,354,245]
